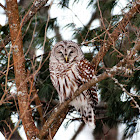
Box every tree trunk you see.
[6,0,38,139]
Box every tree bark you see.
[6,0,38,139]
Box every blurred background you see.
[0,0,140,139]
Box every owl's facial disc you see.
[54,45,78,63]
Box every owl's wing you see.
[77,59,98,105]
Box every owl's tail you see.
[80,105,96,129]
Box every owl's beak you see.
[65,56,68,63]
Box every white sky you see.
[0,0,139,140]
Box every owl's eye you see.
[57,51,63,57]
[70,51,74,54]
[58,51,62,54]
[68,45,73,48]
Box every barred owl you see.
[49,41,98,128]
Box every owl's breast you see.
[51,63,79,103]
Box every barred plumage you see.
[49,41,98,128]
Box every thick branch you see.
[91,1,140,67]
[6,0,38,139]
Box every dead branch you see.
[30,79,46,125]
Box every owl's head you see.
[50,41,84,63]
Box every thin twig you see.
[0,3,6,10]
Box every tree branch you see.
[0,3,6,10]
